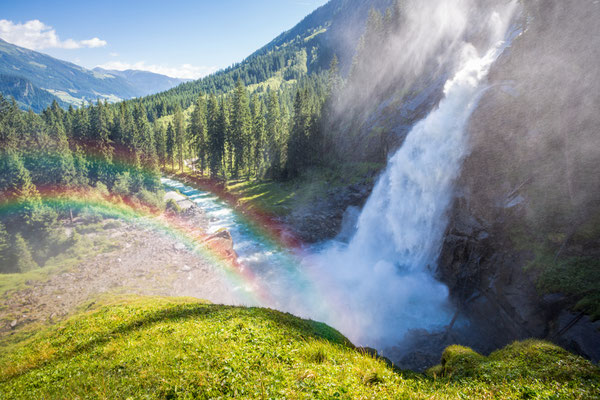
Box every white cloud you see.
[109,52,119,57]
[96,61,219,80]
[0,19,107,50]
[80,37,107,48]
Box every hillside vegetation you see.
[1,296,598,399]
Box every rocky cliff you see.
[437,0,600,362]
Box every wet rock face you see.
[434,0,600,363]
[437,180,600,362]
[283,181,374,243]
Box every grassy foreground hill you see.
[1,296,598,399]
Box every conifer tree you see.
[287,88,310,177]
[189,94,207,174]
[154,122,167,169]
[90,101,114,185]
[207,95,223,178]
[72,106,90,144]
[265,91,282,177]
[230,80,251,177]
[251,95,266,177]
[166,122,176,171]
[72,144,90,187]
[173,106,186,172]
[0,95,22,151]
[133,103,160,190]
[13,233,38,273]
[48,115,76,186]
[0,150,41,209]
[0,222,9,273]
[218,98,231,177]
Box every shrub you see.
[112,172,132,197]
[165,198,182,214]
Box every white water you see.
[305,5,519,347]
[163,2,519,351]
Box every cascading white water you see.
[306,2,518,347]
[162,1,519,353]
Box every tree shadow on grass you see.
[3,303,351,381]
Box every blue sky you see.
[0,0,329,79]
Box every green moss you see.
[431,339,600,386]
[439,345,486,378]
[1,297,599,399]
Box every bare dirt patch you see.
[0,206,242,339]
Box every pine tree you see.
[133,103,160,190]
[0,222,10,273]
[218,98,231,177]
[230,80,251,177]
[90,101,114,185]
[173,106,186,172]
[0,95,23,151]
[72,144,90,187]
[206,95,223,178]
[47,116,76,186]
[0,150,41,210]
[154,122,167,169]
[189,94,207,174]
[265,91,282,177]
[166,122,176,171]
[72,106,90,144]
[250,95,266,177]
[13,233,38,273]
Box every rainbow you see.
[0,185,276,306]
[1,145,339,321]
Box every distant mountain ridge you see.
[0,38,186,111]
[92,68,189,97]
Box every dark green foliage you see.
[89,100,113,185]
[207,94,224,177]
[251,95,267,177]
[165,122,175,171]
[173,106,186,172]
[13,233,38,273]
[230,80,252,177]
[188,94,207,173]
[0,222,10,272]
[154,122,167,169]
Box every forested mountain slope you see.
[133,0,394,119]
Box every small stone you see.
[182,265,192,272]
[10,320,17,328]
[173,243,186,251]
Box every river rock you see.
[205,230,238,262]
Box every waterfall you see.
[308,3,518,347]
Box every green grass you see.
[226,163,384,217]
[1,296,598,399]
